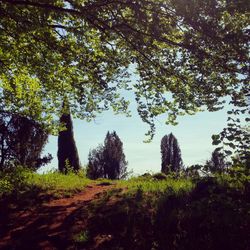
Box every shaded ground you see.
[1,177,249,250]
[71,188,156,250]
[62,178,250,250]
[0,183,114,250]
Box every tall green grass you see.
[27,171,90,192]
[118,174,194,195]
[0,167,91,198]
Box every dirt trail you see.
[0,183,114,250]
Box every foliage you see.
[118,175,193,195]
[57,100,80,173]
[187,151,249,177]
[87,131,128,180]
[0,166,33,198]
[184,164,201,178]
[29,170,90,194]
[217,164,250,190]
[0,112,52,171]
[70,171,249,250]
[152,172,168,180]
[73,230,89,244]
[161,133,183,174]
[205,149,228,174]
[0,166,90,199]
[0,167,27,196]
[154,176,250,250]
[212,109,250,159]
[0,0,248,142]
[86,144,105,180]
[103,131,128,179]
[1,163,249,249]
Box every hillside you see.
[0,168,249,250]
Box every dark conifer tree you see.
[161,133,183,174]
[0,111,51,171]
[206,149,227,173]
[86,145,105,180]
[86,131,128,180]
[57,101,80,173]
[103,131,128,179]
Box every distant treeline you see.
[1,109,249,179]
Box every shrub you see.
[152,173,167,180]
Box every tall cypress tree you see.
[103,131,128,179]
[57,101,80,173]
[161,133,183,174]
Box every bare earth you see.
[0,184,114,250]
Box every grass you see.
[27,171,90,193]
[73,172,249,250]
[0,166,249,249]
[1,166,247,200]
[0,167,91,199]
[72,230,89,243]
[118,174,194,195]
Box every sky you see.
[40,90,231,175]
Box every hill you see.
[0,168,249,250]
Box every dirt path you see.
[0,183,114,250]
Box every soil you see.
[0,183,114,250]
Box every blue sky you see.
[41,91,230,175]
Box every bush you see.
[154,176,250,250]
[0,179,12,196]
[152,172,167,180]
[0,166,30,197]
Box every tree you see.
[86,131,128,179]
[86,145,105,180]
[0,111,52,171]
[0,0,249,143]
[205,149,227,174]
[57,101,80,173]
[103,131,128,179]
[161,133,183,174]
[212,116,250,162]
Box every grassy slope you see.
[0,168,91,199]
[0,167,249,250]
[78,172,249,250]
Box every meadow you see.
[0,166,249,250]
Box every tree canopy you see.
[0,112,52,170]
[86,144,105,180]
[0,0,249,139]
[87,131,128,179]
[161,133,183,174]
[205,149,227,174]
[103,131,128,179]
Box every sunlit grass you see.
[118,175,194,195]
[0,167,91,198]
[27,171,91,192]
[72,230,89,244]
